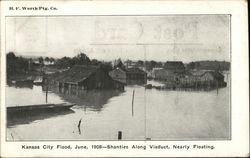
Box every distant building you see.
[46,65,124,95]
[152,61,185,82]
[109,67,147,84]
[114,60,126,70]
[199,71,225,86]
[180,70,226,88]
[152,68,174,81]
[164,61,185,73]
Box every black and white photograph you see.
[5,15,231,141]
[1,0,249,157]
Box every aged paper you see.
[0,0,249,157]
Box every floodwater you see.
[6,78,230,141]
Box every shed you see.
[47,65,124,95]
[109,67,147,84]
[164,61,185,73]
[200,71,224,82]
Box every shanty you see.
[152,61,185,82]
[109,67,147,85]
[45,65,125,95]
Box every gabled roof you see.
[125,67,147,74]
[114,67,146,74]
[190,70,207,76]
[203,71,224,80]
[49,65,99,83]
[164,61,185,70]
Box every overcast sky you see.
[6,15,230,62]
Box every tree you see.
[145,60,158,71]
[137,60,144,66]
[91,59,101,65]
[187,62,195,70]
[55,56,73,68]
[7,52,17,76]
[45,57,50,63]
[6,52,29,78]
[150,60,157,68]
[38,57,44,65]
[115,60,126,69]
[7,52,16,60]
[72,53,91,65]
[49,57,55,63]
[100,62,113,73]
[155,62,163,67]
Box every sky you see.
[6,15,230,62]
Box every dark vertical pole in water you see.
[216,81,219,95]
[46,84,48,103]
[78,118,82,135]
[132,90,135,116]
[118,131,122,140]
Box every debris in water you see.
[11,133,14,140]
[78,118,82,135]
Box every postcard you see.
[0,0,249,157]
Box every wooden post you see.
[118,131,122,140]
[45,84,48,103]
[216,81,219,95]
[78,118,82,135]
[76,84,79,95]
[132,90,135,116]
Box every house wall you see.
[126,73,147,84]
[200,72,225,86]
[153,69,177,82]
[200,73,214,81]
[109,68,127,84]
[47,69,124,95]
[79,69,124,90]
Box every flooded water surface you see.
[6,80,230,141]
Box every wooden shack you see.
[109,67,147,84]
[46,65,124,95]
[163,61,185,73]
[200,71,225,86]
[152,61,186,82]
[179,70,226,89]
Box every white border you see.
[1,0,249,157]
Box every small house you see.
[46,65,124,95]
[152,68,176,81]
[164,61,185,73]
[152,61,186,82]
[179,70,226,88]
[200,71,225,86]
[109,67,147,84]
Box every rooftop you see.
[203,71,224,79]
[164,61,185,70]
[125,67,147,74]
[49,65,99,83]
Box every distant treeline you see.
[186,61,230,71]
[55,53,112,72]
[7,52,113,75]
[6,52,29,77]
[7,52,230,79]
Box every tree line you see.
[7,51,230,79]
[186,61,230,71]
[6,52,30,78]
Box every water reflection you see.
[7,82,34,89]
[7,108,74,127]
[56,90,124,112]
[44,84,124,112]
